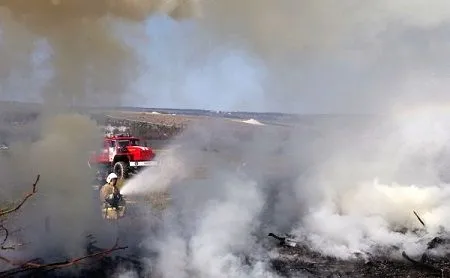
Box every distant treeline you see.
[0,112,40,125]
[90,114,185,140]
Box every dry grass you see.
[146,191,171,211]
[116,177,171,210]
[124,191,171,211]
[105,111,199,127]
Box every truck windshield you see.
[130,139,140,146]
[118,140,129,148]
[118,139,140,147]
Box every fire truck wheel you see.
[114,161,129,180]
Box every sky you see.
[116,9,450,114]
[128,15,268,112]
[3,2,450,114]
[0,14,269,113]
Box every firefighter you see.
[100,173,123,209]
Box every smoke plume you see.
[10,114,104,258]
[137,106,450,277]
[113,1,450,276]
[0,0,200,106]
[0,0,200,264]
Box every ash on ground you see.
[14,231,450,277]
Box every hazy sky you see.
[3,1,450,114]
[1,15,269,112]
[127,15,268,112]
[127,9,450,114]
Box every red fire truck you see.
[89,133,158,180]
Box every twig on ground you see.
[0,225,14,250]
[0,225,8,247]
[401,251,442,274]
[0,238,127,277]
[0,175,40,218]
[413,210,426,227]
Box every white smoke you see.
[294,179,449,259]
[286,104,450,260]
[151,173,279,278]
[121,103,450,277]
[120,146,188,196]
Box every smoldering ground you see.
[126,4,450,274]
[106,106,450,277]
[3,111,450,276]
[123,121,302,278]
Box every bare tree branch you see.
[0,238,127,277]
[413,210,426,227]
[0,225,8,247]
[0,176,39,251]
[0,175,40,218]
[0,175,126,276]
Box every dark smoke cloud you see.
[0,0,200,107]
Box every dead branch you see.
[0,175,127,276]
[0,225,13,250]
[0,238,127,277]
[413,210,426,227]
[0,175,39,250]
[0,175,40,218]
[0,225,7,247]
[401,251,442,274]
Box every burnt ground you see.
[4,194,448,278]
[1,104,450,277]
[42,180,450,278]
[3,186,450,278]
[8,248,449,277]
[13,250,446,278]
[269,243,450,277]
[8,210,450,278]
